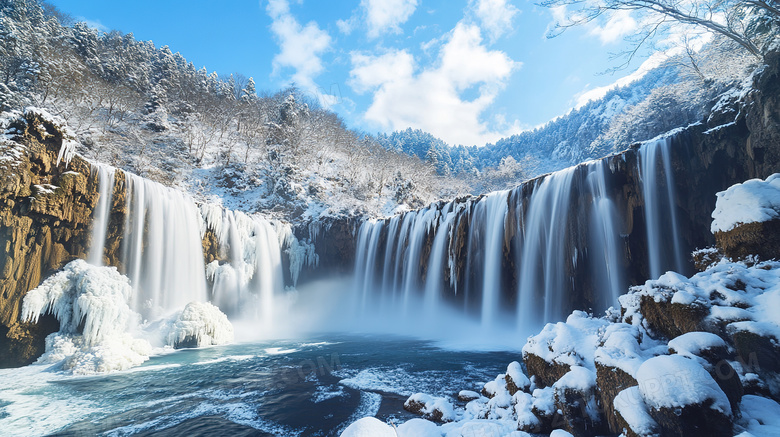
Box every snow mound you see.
[165,301,235,347]
[636,355,731,416]
[736,395,780,436]
[339,417,395,437]
[668,331,726,358]
[20,259,152,374]
[711,173,780,233]
[522,311,609,370]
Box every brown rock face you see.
[595,362,639,434]
[554,386,608,437]
[0,110,101,368]
[714,218,780,262]
[638,295,711,340]
[648,402,732,437]
[523,352,571,389]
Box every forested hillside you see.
[0,0,764,219]
[0,0,468,221]
[376,37,759,191]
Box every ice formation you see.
[165,302,235,347]
[20,259,152,374]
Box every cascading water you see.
[83,165,291,326]
[423,203,458,316]
[474,191,510,328]
[586,159,625,310]
[87,164,115,266]
[639,137,685,278]
[121,172,209,318]
[516,167,577,331]
[352,138,687,336]
[201,206,285,325]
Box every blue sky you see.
[48,0,654,146]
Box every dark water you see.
[0,335,518,436]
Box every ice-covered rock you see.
[20,259,152,374]
[165,302,234,348]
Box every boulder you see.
[595,362,639,434]
[403,393,456,423]
[552,366,608,437]
[637,355,733,437]
[639,294,711,340]
[714,219,780,261]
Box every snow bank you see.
[711,173,780,233]
[165,302,234,347]
[636,355,731,415]
[21,259,152,374]
[736,395,780,436]
[339,417,395,437]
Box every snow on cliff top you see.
[711,173,780,233]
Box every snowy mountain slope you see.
[0,0,467,223]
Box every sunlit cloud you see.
[349,23,521,146]
[266,0,332,92]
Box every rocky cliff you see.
[0,109,102,367]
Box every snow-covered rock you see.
[404,393,457,422]
[711,173,780,233]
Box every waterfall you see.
[423,203,457,316]
[352,138,687,336]
[639,137,685,278]
[84,165,289,325]
[516,167,576,331]
[122,173,208,318]
[202,207,285,323]
[475,191,510,328]
[87,164,115,266]
[587,160,625,310]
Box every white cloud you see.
[266,0,331,91]
[349,23,521,146]
[470,0,520,41]
[77,17,108,33]
[361,0,419,38]
[588,10,638,44]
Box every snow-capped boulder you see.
[552,366,608,437]
[668,331,743,414]
[711,174,780,261]
[505,361,531,395]
[636,355,733,437]
[403,393,456,423]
